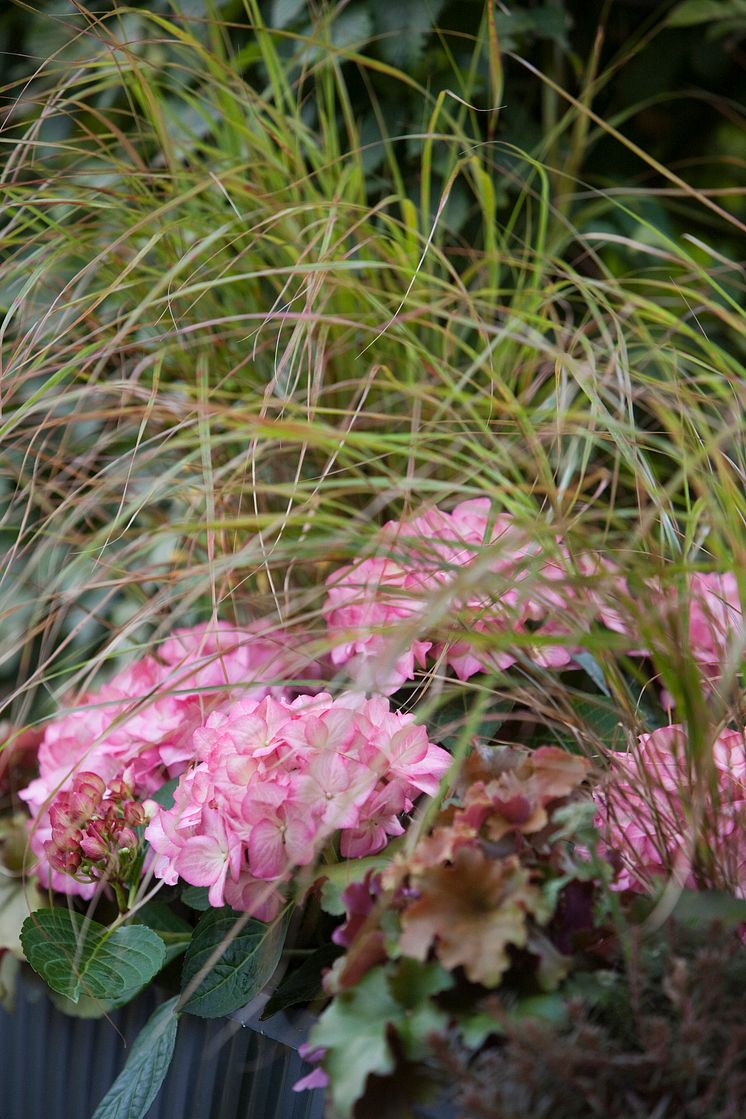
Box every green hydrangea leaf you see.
[135,901,193,965]
[180,907,287,1018]
[180,885,212,910]
[20,908,166,1005]
[91,997,179,1119]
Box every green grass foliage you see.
[1,1,745,791]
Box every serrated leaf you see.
[180,907,287,1018]
[20,909,166,1005]
[387,958,452,1060]
[375,0,446,69]
[310,959,451,1116]
[91,997,179,1119]
[399,849,545,987]
[331,9,373,49]
[540,693,626,753]
[572,696,626,747]
[180,885,212,910]
[262,942,342,1018]
[492,5,571,50]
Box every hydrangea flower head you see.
[686,573,743,682]
[145,691,451,918]
[324,499,588,692]
[595,723,746,896]
[595,570,744,705]
[22,621,322,897]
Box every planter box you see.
[0,971,325,1119]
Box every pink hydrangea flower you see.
[323,557,432,694]
[324,499,591,692]
[22,621,322,897]
[686,573,743,681]
[597,571,744,704]
[595,723,746,896]
[145,691,451,917]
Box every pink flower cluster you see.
[145,692,451,919]
[22,621,319,897]
[681,573,743,686]
[601,572,744,700]
[324,499,592,693]
[595,724,746,896]
[325,499,746,701]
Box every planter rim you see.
[228,989,316,1050]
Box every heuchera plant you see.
[295,745,599,1116]
[5,500,746,1119]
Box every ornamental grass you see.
[1,4,745,1118]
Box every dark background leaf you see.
[261,942,342,1018]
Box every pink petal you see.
[248,819,288,879]
[174,834,227,887]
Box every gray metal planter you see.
[0,971,325,1119]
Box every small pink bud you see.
[72,772,106,803]
[52,827,83,853]
[86,817,108,841]
[108,778,133,801]
[123,802,146,827]
[49,803,76,831]
[69,791,96,822]
[80,831,109,860]
[49,848,82,874]
[117,827,138,851]
[101,803,119,824]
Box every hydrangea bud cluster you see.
[145,692,451,919]
[324,498,597,693]
[46,771,145,888]
[22,621,321,897]
[595,724,746,896]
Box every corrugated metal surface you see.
[0,973,325,1119]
